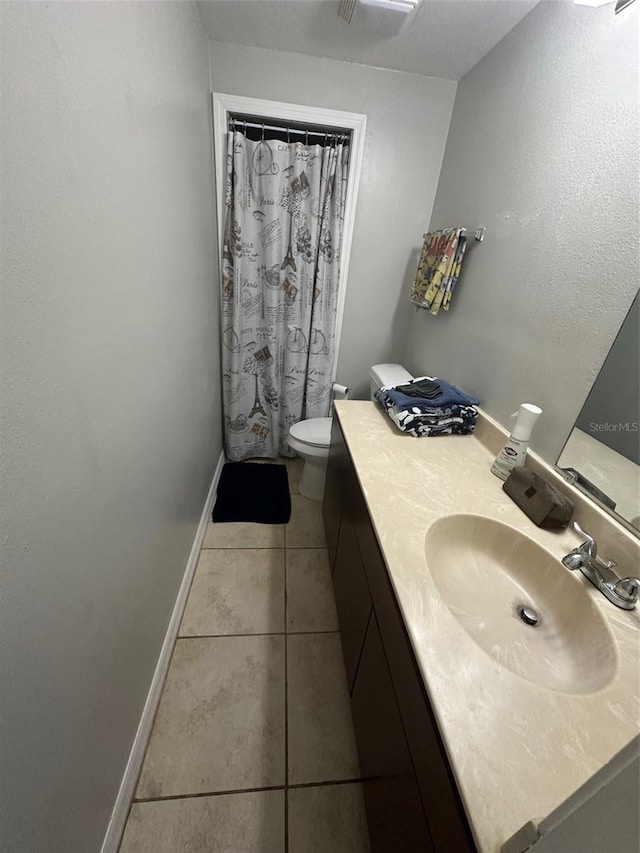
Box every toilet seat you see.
[289,417,332,448]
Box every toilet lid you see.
[289,417,332,447]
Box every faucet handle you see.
[572,521,597,559]
[612,577,640,602]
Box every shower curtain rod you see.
[228,118,350,141]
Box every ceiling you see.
[197,0,539,82]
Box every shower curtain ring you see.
[305,129,308,146]
[261,123,265,142]
[287,127,291,144]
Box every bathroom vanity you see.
[323,401,640,853]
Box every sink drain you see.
[517,605,540,626]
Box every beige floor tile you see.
[120,790,285,853]
[286,456,304,494]
[286,549,338,633]
[203,521,285,549]
[136,636,285,798]
[287,495,326,548]
[287,633,360,784]
[180,549,285,637]
[288,784,371,853]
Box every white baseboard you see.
[100,449,225,853]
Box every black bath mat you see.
[212,462,291,524]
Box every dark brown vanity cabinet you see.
[351,612,434,853]
[324,418,476,853]
[332,516,372,693]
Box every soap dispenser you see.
[491,403,542,481]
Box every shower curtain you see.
[221,129,350,460]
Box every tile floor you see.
[119,458,371,853]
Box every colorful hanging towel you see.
[410,228,468,315]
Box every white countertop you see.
[334,400,640,853]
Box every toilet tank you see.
[370,363,414,400]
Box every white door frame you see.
[212,92,367,385]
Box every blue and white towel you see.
[375,376,479,437]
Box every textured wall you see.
[0,4,220,852]
[208,41,457,398]
[401,1,639,461]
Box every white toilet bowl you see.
[288,366,413,502]
[288,417,333,501]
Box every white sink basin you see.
[425,514,618,694]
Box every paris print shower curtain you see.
[221,129,350,460]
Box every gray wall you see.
[401,1,639,461]
[0,4,221,852]
[576,292,639,464]
[208,40,457,398]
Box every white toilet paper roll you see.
[332,382,350,400]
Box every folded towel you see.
[375,389,478,438]
[385,376,479,410]
[390,378,441,400]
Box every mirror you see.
[557,291,640,533]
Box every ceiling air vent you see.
[338,0,421,34]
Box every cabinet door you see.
[332,515,372,694]
[351,614,434,853]
[322,417,348,573]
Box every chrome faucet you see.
[562,521,639,610]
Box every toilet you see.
[288,364,413,501]
[369,362,413,401]
[288,416,334,501]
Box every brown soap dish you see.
[503,467,574,529]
